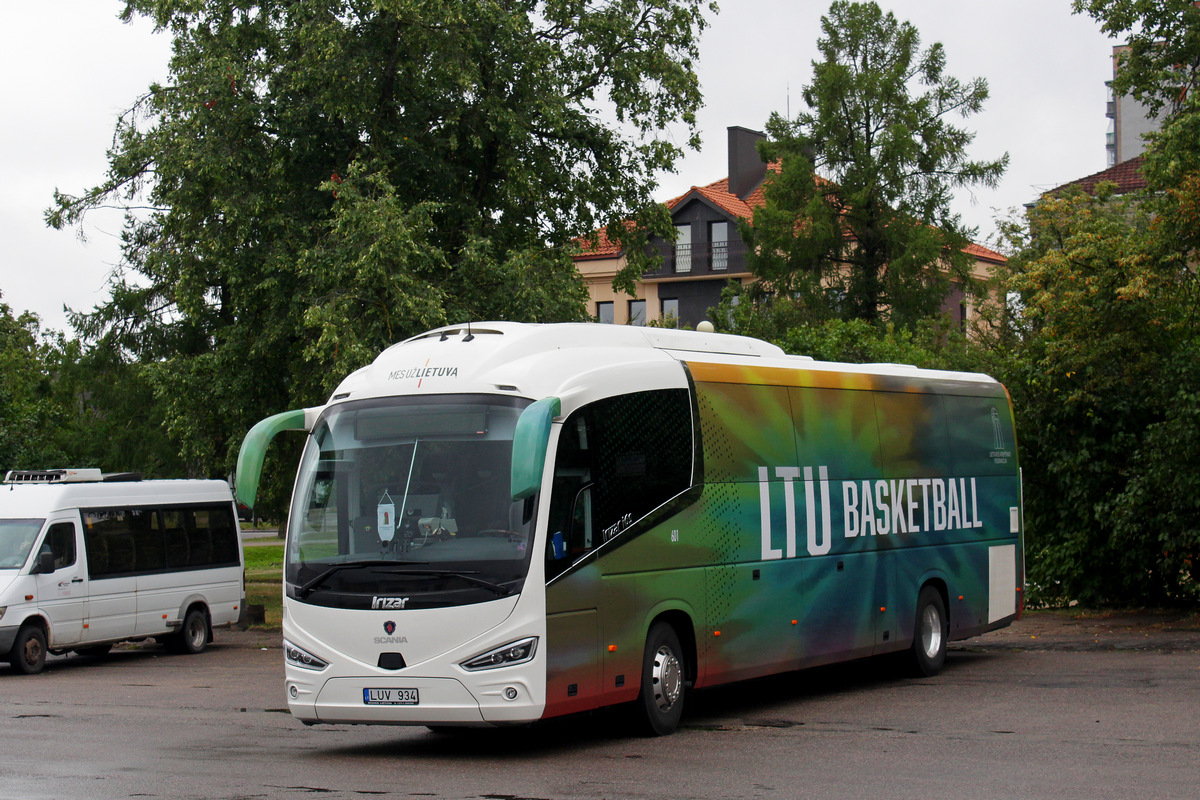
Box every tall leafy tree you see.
[48,0,712,498]
[962,0,1200,607]
[48,338,190,478]
[722,0,1006,334]
[993,185,1199,606]
[0,302,67,471]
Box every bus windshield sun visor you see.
[510,396,561,501]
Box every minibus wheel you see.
[637,622,685,736]
[9,624,47,675]
[172,608,209,655]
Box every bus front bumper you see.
[286,672,541,727]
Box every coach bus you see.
[236,322,1023,735]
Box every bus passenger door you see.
[544,563,602,718]
[543,436,605,717]
[33,518,87,647]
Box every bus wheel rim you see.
[186,615,206,649]
[921,605,943,658]
[652,645,682,712]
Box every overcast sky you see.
[2,0,1117,335]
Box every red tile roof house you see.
[574,126,1008,329]
[1045,154,1147,197]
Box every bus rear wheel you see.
[906,586,948,677]
[170,608,209,655]
[637,622,685,736]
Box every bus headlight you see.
[0,606,6,621]
[460,637,538,671]
[284,639,329,671]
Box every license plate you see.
[363,688,419,705]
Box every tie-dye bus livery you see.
[237,322,1022,735]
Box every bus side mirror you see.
[235,407,318,511]
[511,397,561,501]
[33,551,55,575]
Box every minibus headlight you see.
[284,639,329,671]
[460,637,538,671]
[0,606,6,621]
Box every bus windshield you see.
[0,519,44,569]
[285,395,535,609]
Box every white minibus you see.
[0,469,246,674]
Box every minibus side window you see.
[44,522,77,570]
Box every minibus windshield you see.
[0,519,44,569]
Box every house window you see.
[711,221,729,271]
[674,224,692,273]
[629,300,646,326]
[596,301,614,324]
[661,298,679,327]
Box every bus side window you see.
[570,484,594,553]
[546,389,692,580]
[44,522,77,570]
[547,416,593,578]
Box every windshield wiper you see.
[379,568,516,597]
[296,563,514,599]
[296,559,428,598]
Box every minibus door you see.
[32,518,87,647]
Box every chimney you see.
[727,126,767,199]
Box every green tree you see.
[47,338,190,478]
[0,302,67,471]
[994,185,1199,606]
[48,0,713,503]
[718,0,1006,335]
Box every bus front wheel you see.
[637,622,685,736]
[9,624,47,675]
[907,586,948,677]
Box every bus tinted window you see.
[872,391,952,478]
[45,522,77,570]
[82,505,240,578]
[695,383,796,483]
[946,395,1018,476]
[791,386,883,481]
[547,389,693,578]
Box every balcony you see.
[644,239,749,279]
